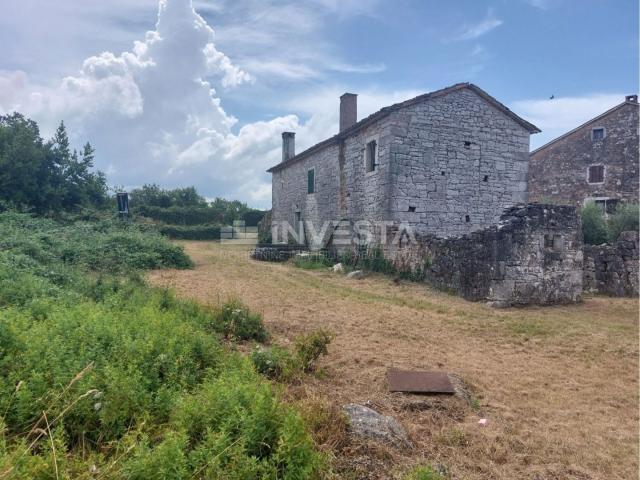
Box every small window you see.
[307,168,315,194]
[544,234,563,251]
[408,206,416,212]
[592,128,605,141]
[588,165,604,184]
[365,140,377,172]
[544,234,554,249]
[464,141,471,149]
[483,175,489,182]
[605,199,620,214]
[465,215,470,223]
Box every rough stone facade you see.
[386,204,583,306]
[529,97,639,209]
[583,231,639,296]
[269,83,538,248]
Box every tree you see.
[608,203,639,242]
[581,202,608,245]
[0,114,107,213]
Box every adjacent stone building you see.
[268,83,540,247]
[529,95,639,212]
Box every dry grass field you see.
[148,241,639,480]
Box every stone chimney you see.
[340,93,357,132]
[282,132,295,162]
[625,94,638,103]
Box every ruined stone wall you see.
[583,231,639,296]
[386,204,583,307]
[529,102,639,206]
[387,87,531,237]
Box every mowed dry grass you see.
[148,241,639,480]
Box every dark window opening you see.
[592,128,605,141]
[593,198,621,215]
[464,141,472,149]
[408,206,416,212]
[483,175,489,182]
[465,215,470,223]
[544,234,563,251]
[588,165,604,184]
[365,140,377,172]
[307,168,315,194]
[605,199,620,214]
[441,171,445,176]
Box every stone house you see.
[529,95,639,213]
[267,83,540,248]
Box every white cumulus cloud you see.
[0,0,422,208]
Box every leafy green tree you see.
[0,113,49,211]
[0,114,107,213]
[581,202,608,245]
[608,203,639,242]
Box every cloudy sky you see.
[1,0,637,207]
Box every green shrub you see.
[608,203,639,242]
[215,300,269,342]
[251,346,297,381]
[293,253,333,270]
[159,223,222,240]
[581,202,608,245]
[295,329,333,373]
[403,465,448,480]
[340,246,427,281]
[251,330,333,381]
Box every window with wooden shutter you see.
[588,165,604,184]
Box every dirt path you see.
[148,242,639,480]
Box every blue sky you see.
[0,0,637,207]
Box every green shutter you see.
[307,169,315,194]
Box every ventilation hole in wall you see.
[408,206,416,212]
[441,171,446,176]
[346,193,351,197]
[483,175,489,182]
[465,215,470,223]
[464,141,472,148]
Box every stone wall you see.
[529,100,639,207]
[271,87,533,248]
[583,231,639,296]
[386,87,530,237]
[386,204,583,307]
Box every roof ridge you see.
[530,100,638,155]
[268,83,540,173]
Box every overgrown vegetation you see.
[607,203,639,242]
[403,465,448,480]
[581,201,639,245]
[340,246,430,282]
[293,252,334,270]
[130,184,265,240]
[251,329,333,382]
[0,212,325,478]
